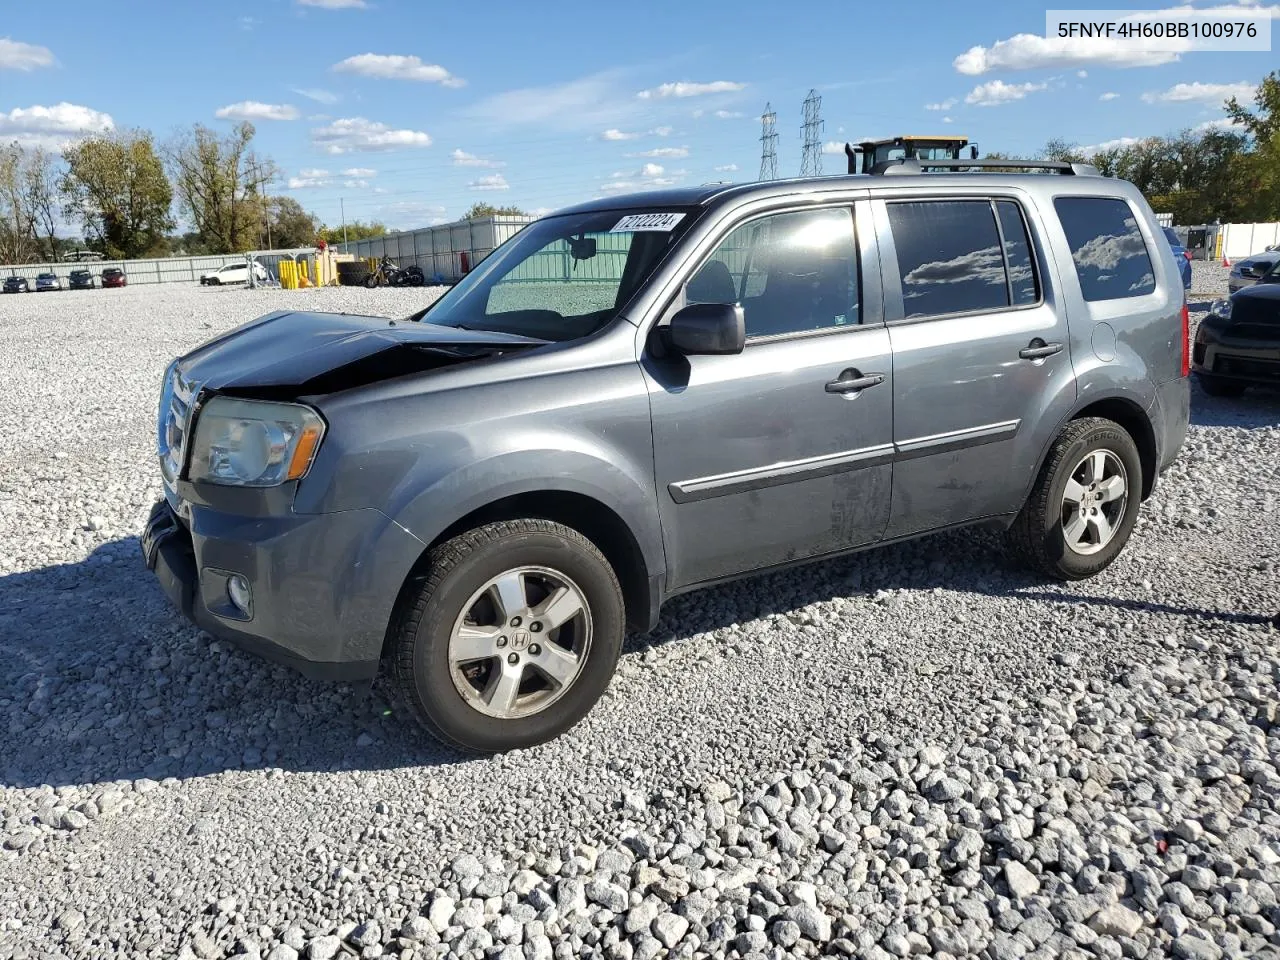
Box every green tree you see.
[1226,71,1279,145]
[318,220,385,245]
[166,121,276,254]
[463,201,527,219]
[266,196,318,249]
[0,143,62,263]
[62,130,174,259]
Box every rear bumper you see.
[1151,376,1190,479]
[142,497,425,682]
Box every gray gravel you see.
[2,284,1279,960]
[1190,261,1229,298]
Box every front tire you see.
[1006,417,1143,581]
[391,519,625,753]
[1196,373,1247,397]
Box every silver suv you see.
[142,160,1190,751]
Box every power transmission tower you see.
[799,89,824,177]
[758,103,778,181]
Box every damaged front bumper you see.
[141,496,424,682]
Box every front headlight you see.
[1209,298,1232,321]
[188,396,325,487]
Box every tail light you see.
[1180,302,1190,377]
[1183,250,1192,261]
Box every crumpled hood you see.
[178,309,546,394]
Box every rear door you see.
[643,201,895,588]
[874,195,1076,537]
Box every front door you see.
[873,196,1076,537]
[643,204,895,589]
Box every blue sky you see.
[0,0,1275,231]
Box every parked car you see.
[200,261,268,286]
[101,267,127,288]
[1228,250,1280,293]
[1162,227,1192,292]
[68,268,97,290]
[2,276,30,294]
[143,161,1190,752]
[34,272,63,292]
[1194,259,1280,396]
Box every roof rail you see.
[868,158,1100,177]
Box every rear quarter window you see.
[1054,196,1155,301]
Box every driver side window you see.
[684,207,860,339]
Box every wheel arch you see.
[384,481,664,660]
[1032,393,1158,501]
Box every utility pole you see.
[758,103,778,182]
[340,197,348,246]
[800,89,824,178]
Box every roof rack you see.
[868,158,1100,176]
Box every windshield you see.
[413,208,696,341]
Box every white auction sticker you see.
[611,213,686,232]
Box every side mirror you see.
[668,301,746,355]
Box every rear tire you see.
[1196,373,1247,397]
[391,519,625,753]
[1006,417,1143,581]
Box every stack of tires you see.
[336,260,371,287]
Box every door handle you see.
[1019,339,1063,360]
[825,370,885,394]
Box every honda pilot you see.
[143,160,1190,752]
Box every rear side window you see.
[1054,197,1155,301]
[996,201,1039,307]
[887,200,1023,319]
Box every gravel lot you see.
[2,281,1279,960]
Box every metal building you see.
[336,216,536,283]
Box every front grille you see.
[159,369,195,483]
[1229,322,1280,342]
[1214,355,1280,381]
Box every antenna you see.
[758,103,778,182]
[799,89,824,177]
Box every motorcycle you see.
[364,257,426,288]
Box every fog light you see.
[227,575,252,615]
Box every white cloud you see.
[311,117,432,153]
[344,178,370,188]
[469,174,510,191]
[288,169,332,189]
[942,116,954,124]
[822,141,849,155]
[954,34,1179,74]
[601,128,640,141]
[297,0,367,7]
[652,126,674,137]
[215,101,300,121]
[637,81,746,99]
[1099,92,1121,101]
[333,54,465,87]
[1194,117,1247,134]
[1078,136,1143,154]
[1077,70,1089,78]
[714,110,743,119]
[1141,81,1255,104]
[451,148,504,167]
[0,38,54,71]
[341,167,376,177]
[601,163,684,192]
[925,99,957,111]
[714,163,739,172]
[293,87,339,104]
[0,102,114,149]
[965,80,1047,106]
[630,146,689,158]
[467,71,636,131]
[529,207,555,218]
